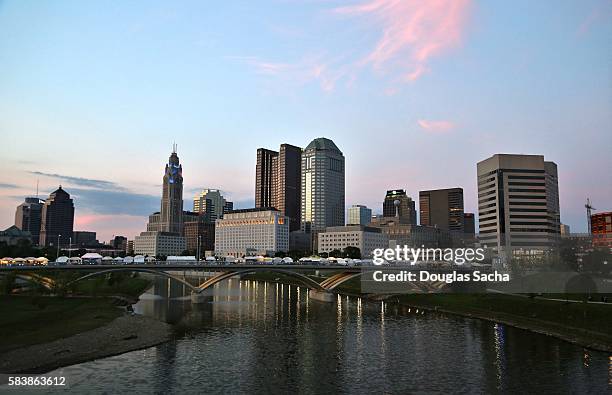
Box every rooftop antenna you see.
[172,141,177,153]
[36,179,39,199]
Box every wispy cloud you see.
[417,119,455,132]
[29,171,118,190]
[27,171,159,216]
[69,188,158,217]
[237,0,471,92]
[232,55,345,92]
[335,0,471,82]
[576,2,612,37]
[0,183,19,189]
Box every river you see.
[48,276,611,393]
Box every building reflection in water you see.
[123,274,611,394]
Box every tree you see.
[274,251,286,258]
[329,249,342,258]
[343,246,361,259]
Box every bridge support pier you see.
[308,289,334,303]
[191,292,207,304]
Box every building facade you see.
[383,189,417,224]
[0,226,32,246]
[255,144,302,231]
[477,154,561,260]
[347,205,372,226]
[301,138,345,233]
[184,215,215,256]
[255,148,279,208]
[193,189,233,222]
[14,197,44,245]
[464,213,475,235]
[591,212,612,249]
[134,231,186,257]
[215,208,289,257]
[111,235,128,251]
[39,186,74,247]
[419,188,465,232]
[73,231,97,247]
[318,225,388,258]
[371,214,452,248]
[159,145,184,235]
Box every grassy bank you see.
[0,296,123,354]
[396,293,612,351]
[242,272,612,350]
[71,274,152,299]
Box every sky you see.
[0,0,611,242]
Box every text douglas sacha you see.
[372,270,510,284]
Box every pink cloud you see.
[335,0,471,81]
[74,214,147,241]
[576,3,612,37]
[417,119,455,132]
[236,0,471,92]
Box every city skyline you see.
[1,1,611,240]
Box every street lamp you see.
[197,235,202,263]
[56,234,61,262]
[69,236,72,259]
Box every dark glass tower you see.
[39,186,74,247]
[419,188,465,232]
[15,197,45,245]
[255,144,302,231]
[383,189,417,224]
[160,145,184,235]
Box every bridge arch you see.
[66,268,200,293]
[196,269,327,292]
[0,272,56,291]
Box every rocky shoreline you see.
[0,314,173,374]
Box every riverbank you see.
[0,312,172,374]
[393,293,612,353]
[0,296,125,354]
[0,295,173,373]
[242,272,612,352]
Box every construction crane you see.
[585,198,596,233]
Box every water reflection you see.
[48,275,610,394]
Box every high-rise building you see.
[215,208,289,257]
[111,235,128,251]
[73,231,97,246]
[560,223,571,236]
[160,145,183,235]
[126,240,135,255]
[14,197,44,245]
[477,154,561,260]
[382,189,417,224]
[39,186,75,247]
[184,215,215,256]
[463,213,475,235]
[591,212,611,249]
[141,146,186,255]
[301,138,345,232]
[347,205,372,226]
[419,188,465,232]
[255,144,302,231]
[193,189,233,222]
[255,148,279,208]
